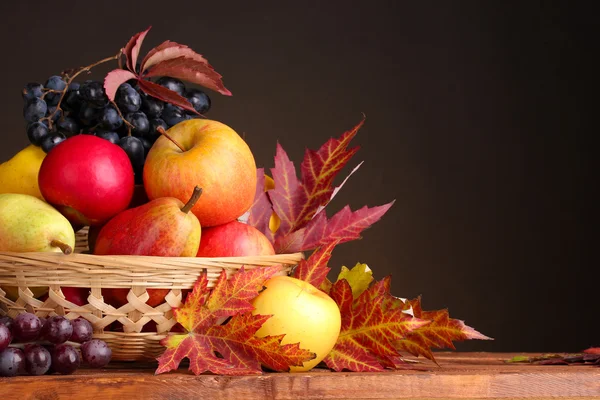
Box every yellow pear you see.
[0,193,75,254]
[0,144,46,200]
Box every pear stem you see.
[181,186,203,214]
[157,126,186,152]
[50,240,73,255]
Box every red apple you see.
[38,135,135,226]
[143,119,257,227]
[62,287,89,306]
[196,220,275,257]
[101,288,171,308]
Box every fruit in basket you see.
[0,144,46,200]
[251,276,342,372]
[144,119,257,227]
[0,193,75,254]
[37,135,135,227]
[61,287,89,306]
[196,220,275,257]
[94,185,203,257]
[1,286,48,302]
[0,347,25,377]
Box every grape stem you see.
[156,126,186,152]
[40,50,124,128]
[109,99,135,135]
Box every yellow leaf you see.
[337,263,373,298]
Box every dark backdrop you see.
[0,1,595,352]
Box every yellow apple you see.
[251,275,341,372]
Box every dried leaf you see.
[156,268,314,375]
[141,40,208,72]
[144,56,232,96]
[292,240,339,288]
[336,263,374,298]
[267,143,303,235]
[104,69,138,101]
[395,296,492,363]
[584,347,600,355]
[124,27,151,72]
[323,278,430,372]
[137,79,198,114]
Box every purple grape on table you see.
[23,98,48,123]
[41,132,67,153]
[51,343,80,375]
[161,103,186,126]
[141,95,164,118]
[100,107,123,131]
[96,131,120,144]
[57,116,80,136]
[70,318,93,344]
[79,80,108,108]
[185,89,211,114]
[0,347,25,377]
[126,111,150,135]
[0,324,11,351]
[24,344,51,376]
[22,82,44,102]
[44,75,67,107]
[81,339,112,368]
[156,77,185,96]
[27,121,50,146]
[40,316,73,344]
[13,312,42,342]
[116,83,142,113]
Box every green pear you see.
[0,193,75,254]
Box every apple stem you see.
[181,186,203,214]
[157,126,186,152]
[50,240,73,255]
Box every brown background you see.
[0,1,594,352]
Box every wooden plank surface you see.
[1,352,599,400]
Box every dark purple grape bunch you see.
[0,314,111,377]
[22,75,211,184]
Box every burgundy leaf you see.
[247,169,274,242]
[330,279,353,314]
[137,79,198,114]
[141,41,209,72]
[124,27,151,72]
[268,143,304,235]
[104,69,138,102]
[292,240,338,288]
[144,56,232,96]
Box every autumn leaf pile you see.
[156,118,491,375]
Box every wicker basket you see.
[0,228,303,361]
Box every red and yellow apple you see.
[143,119,257,227]
[196,220,274,257]
[38,135,135,227]
[251,276,341,372]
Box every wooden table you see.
[1,352,599,399]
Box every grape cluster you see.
[22,75,211,183]
[0,313,111,377]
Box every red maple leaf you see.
[155,267,315,375]
[104,27,231,113]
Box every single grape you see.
[0,348,25,377]
[139,137,153,155]
[78,103,101,126]
[63,82,81,112]
[40,316,73,344]
[70,318,93,344]
[100,107,123,130]
[96,131,120,144]
[161,103,186,126]
[13,313,42,342]
[116,83,142,113]
[22,82,44,102]
[44,75,67,107]
[126,111,150,135]
[51,343,80,375]
[141,95,164,118]
[41,133,67,153]
[27,121,50,146]
[57,116,80,136]
[24,344,51,376]
[0,316,14,334]
[118,136,145,183]
[81,339,112,368]
[23,98,48,123]
[79,80,108,108]
[0,324,11,351]
[185,89,211,114]
[39,317,46,327]
[156,77,185,96]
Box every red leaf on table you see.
[123,26,151,72]
[292,240,338,288]
[103,69,138,102]
[137,79,198,114]
[144,56,232,96]
[584,348,600,355]
[395,296,493,363]
[323,278,430,372]
[141,40,209,72]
